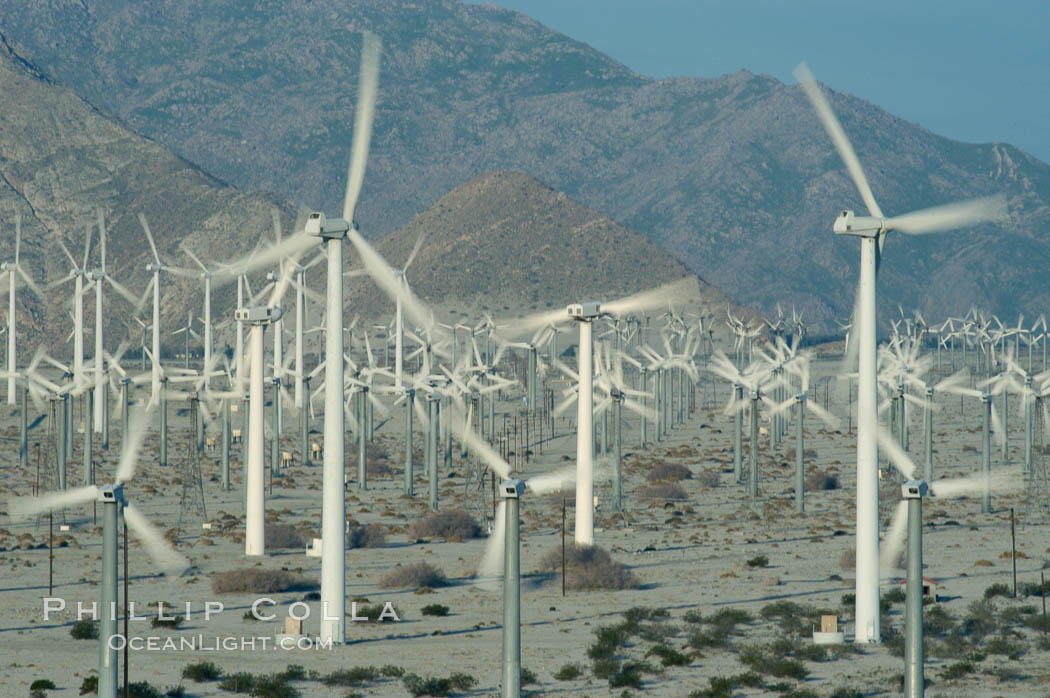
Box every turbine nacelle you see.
[304,212,351,239]
[833,210,882,238]
[97,483,125,504]
[901,480,928,499]
[567,302,601,321]
[501,479,526,498]
[235,305,283,325]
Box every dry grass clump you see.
[211,568,319,594]
[348,523,387,549]
[539,543,640,591]
[805,469,840,491]
[380,562,448,590]
[407,510,480,541]
[265,524,309,549]
[696,470,721,488]
[637,482,688,500]
[646,463,692,482]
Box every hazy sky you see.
[481,0,1050,163]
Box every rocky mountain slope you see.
[0,39,732,358]
[2,0,1048,331]
[345,171,747,326]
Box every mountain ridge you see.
[1,1,1049,331]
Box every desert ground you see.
[0,352,1048,697]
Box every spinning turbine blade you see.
[880,500,909,573]
[477,500,506,582]
[884,196,1006,236]
[122,502,190,576]
[115,408,155,483]
[8,486,97,521]
[342,31,381,224]
[876,428,918,480]
[793,62,883,219]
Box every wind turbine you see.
[52,228,94,390]
[503,279,694,545]
[795,62,1005,643]
[88,212,138,435]
[7,407,189,698]
[220,31,383,645]
[138,214,194,406]
[1,215,42,404]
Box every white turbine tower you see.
[138,214,193,406]
[184,248,216,390]
[88,212,138,432]
[220,31,383,645]
[53,228,94,389]
[795,62,1005,643]
[1,215,43,404]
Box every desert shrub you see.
[31,679,57,690]
[637,482,688,500]
[924,604,955,637]
[250,675,300,698]
[960,599,998,640]
[353,603,403,622]
[539,543,640,591]
[983,582,1011,600]
[218,672,256,692]
[276,665,306,682]
[407,510,480,541]
[211,568,318,594]
[794,643,828,662]
[182,661,222,681]
[941,661,975,680]
[739,645,808,679]
[683,609,704,624]
[71,619,99,639]
[520,667,537,685]
[623,606,669,624]
[706,607,752,633]
[265,525,308,549]
[646,463,692,482]
[884,586,907,604]
[554,663,584,680]
[646,643,690,666]
[985,634,1025,659]
[592,657,620,679]
[805,470,839,491]
[79,675,98,695]
[347,523,387,549]
[448,673,476,691]
[151,614,184,629]
[379,562,448,589]
[690,676,734,698]
[688,627,729,649]
[125,683,163,698]
[588,623,631,660]
[609,661,650,688]
[746,554,769,568]
[166,687,186,698]
[421,603,449,617]
[380,665,405,678]
[401,672,473,697]
[323,667,380,686]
